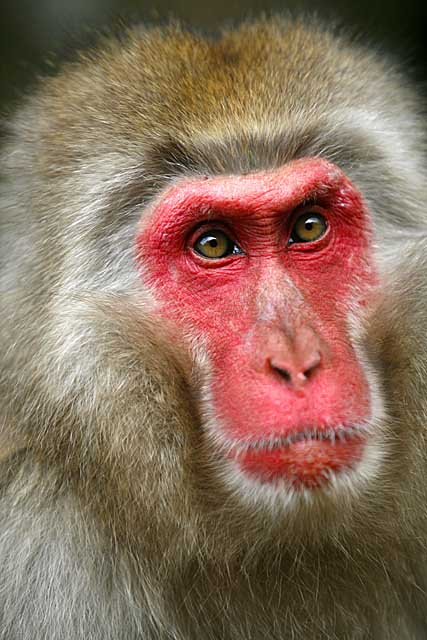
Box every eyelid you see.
[289,202,327,220]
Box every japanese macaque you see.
[1,16,427,640]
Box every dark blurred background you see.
[1,0,426,112]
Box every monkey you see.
[0,15,427,640]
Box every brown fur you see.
[1,16,427,639]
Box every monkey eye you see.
[289,212,328,244]
[193,229,242,259]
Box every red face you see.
[137,159,377,490]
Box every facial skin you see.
[138,158,377,490]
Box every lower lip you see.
[234,436,365,489]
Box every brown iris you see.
[290,212,327,244]
[194,230,239,259]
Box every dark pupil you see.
[209,239,218,247]
[305,222,313,230]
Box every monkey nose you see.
[269,350,321,390]
[253,321,325,390]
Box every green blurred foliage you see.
[0,0,426,111]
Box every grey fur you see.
[1,17,427,639]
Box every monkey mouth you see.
[230,426,367,489]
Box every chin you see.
[213,421,388,537]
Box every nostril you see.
[273,366,292,383]
[303,363,316,380]
[303,352,321,380]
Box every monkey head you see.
[137,154,386,513]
